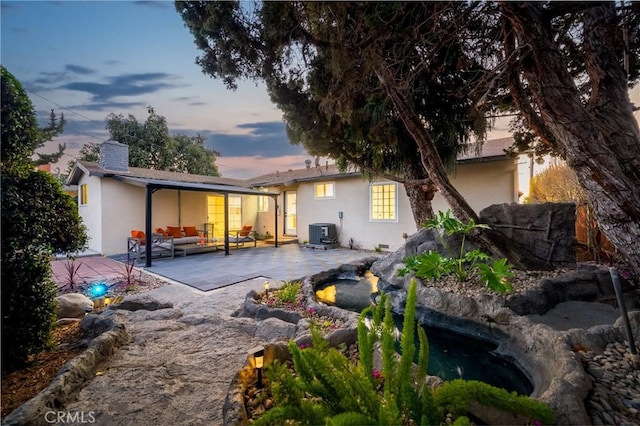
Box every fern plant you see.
[398,210,514,294]
[256,280,554,425]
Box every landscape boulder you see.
[56,293,93,319]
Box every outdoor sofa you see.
[127,226,208,262]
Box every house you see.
[249,137,519,252]
[67,141,279,261]
[67,138,520,259]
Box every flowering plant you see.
[258,281,344,333]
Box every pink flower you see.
[372,369,382,379]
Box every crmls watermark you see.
[44,411,96,424]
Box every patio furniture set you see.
[127,225,257,262]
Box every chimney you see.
[325,160,328,170]
[99,140,129,172]
[305,159,312,169]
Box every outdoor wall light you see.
[248,345,265,388]
[402,232,408,241]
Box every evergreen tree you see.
[176,1,640,275]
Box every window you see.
[258,190,269,212]
[228,196,242,230]
[80,184,88,205]
[207,195,242,237]
[315,182,335,199]
[370,183,397,221]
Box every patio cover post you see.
[224,192,230,255]
[145,185,153,267]
[273,195,278,248]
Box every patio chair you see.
[227,225,257,248]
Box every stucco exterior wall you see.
[100,180,147,255]
[432,159,517,213]
[258,158,516,252]
[77,174,103,254]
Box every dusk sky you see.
[1,0,309,178]
[3,1,638,179]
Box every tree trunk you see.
[375,66,532,270]
[500,2,640,276]
[403,157,436,229]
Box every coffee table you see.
[175,242,220,256]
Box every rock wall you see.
[479,202,576,266]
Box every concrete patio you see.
[52,245,384,292]
[137,244,383,291]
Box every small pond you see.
[315,273,533,396]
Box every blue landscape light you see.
[88,282,108,298]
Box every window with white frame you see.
[315,182,335,199]
[370,183,397,221]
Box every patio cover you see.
[113,175,280,266]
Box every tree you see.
[1,66,87,369]
[529,164,586,205]
[177,2,490,228]
[177,1,640,274]
[1,68,66,171]
[493,2,640,275]
[101,107,220,176]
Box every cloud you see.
[203,121,307,158]
[65,64,95,75]
[61,72,182,102]
[1,2,19,12]
[133,1,172,9]
[69,101,146,112]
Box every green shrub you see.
[1,245,58,369]
[399,210,514,294]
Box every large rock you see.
[479,202,576,266]
[255,317,296,341]
[108,294,173,312]
[56,293,94,319]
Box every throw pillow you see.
[166,226,182,238]
[183,226,198,237]
[131,230,146,245]
[155,228,168,237]
[239,225,252,237]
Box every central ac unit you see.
[309,223,337,245]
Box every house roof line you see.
[113,175,278,197]
[67,136,515,188]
